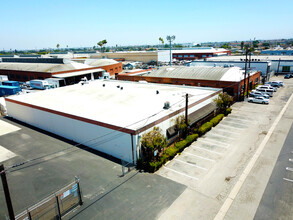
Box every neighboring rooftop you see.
[206,55,293,61]
[142,66,249,82]
[172,48,229,54]
[0,60,95,73]
[84,58,119,67]
[6,80,220,131]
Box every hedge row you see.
[138,111,232,172]
[140,134,199,172]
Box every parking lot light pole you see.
[166,35,175,66]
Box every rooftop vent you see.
[103,84,105,87]
[156,90,159,94]
[117,85,120,88]
[120,87,123,90]
[163,101,170,110]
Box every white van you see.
[257,85,277,92]
[256,88,274,97]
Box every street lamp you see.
[166,35,175,66]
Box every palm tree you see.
[159,37,164,48]
[97,39,107,52]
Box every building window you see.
[30,76,34,80]
[255,77,258,83]
[202,55,207,58]
[190,55,195,57]
[282,66,290,72]
[209,55,212,57]
[16,75,21,79]
[173,55,177,57]
[184,55,189,58]
[178,55,183,58]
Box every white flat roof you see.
[53,68,104,78]
[6,80,221,132]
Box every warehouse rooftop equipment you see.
[5,80,221,163]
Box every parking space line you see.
[198,139,230,148]
[207,132,235,140]
[212,128,240,135]
[283,178,293,183]
[286,167,293,172]
[174,158,208,170]
[222,121,248,127]
[224,118,251,123]
[192,146,223,155]
[218,124,244,130]
[183,152,216,162]
[163,166,199,181]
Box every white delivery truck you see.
[29,80,50,90]
[45,78,66,88]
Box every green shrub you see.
[165,146,178,159]
[198,122,213,136]
[186,134,199,144]
[210,114,224,126]
[225,108,232,116]
[175,140,188,152]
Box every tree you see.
[213,92,233,112]
[240,41,244,50]
[141,127,167,162]
[97,39,107,52]
[56,44,60,49]
[159,37,164,48]
[173,115,188,133]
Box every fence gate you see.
[15,178,82,220]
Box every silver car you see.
[248,96,269,104]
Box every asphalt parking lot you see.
[0,118,185,220]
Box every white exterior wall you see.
[135,94,218,156]
[271,60,293,73]
[6,101,136,163]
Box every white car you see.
[248,96,269,104]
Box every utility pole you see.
[166,35,175,66]
[247,48,251,98]
[243,47,248,100]
[185,93,188,127]
[0,164,15,220]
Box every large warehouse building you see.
[118,66,260,101]
[0,58,105,85]
[5,80,221,164]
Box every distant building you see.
[261,47,293,56]
[0,58,105,85]
[118,66,260,101]
[172,48,231,61]
[203,55,293,75]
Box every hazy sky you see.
[1,0,293,50]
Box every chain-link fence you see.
[15,178,82,220]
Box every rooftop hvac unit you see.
[163,101,170,110]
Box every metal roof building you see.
[5,80,221,163]
[118,66,261,101]
[144,66,246,82]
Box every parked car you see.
[274,81,284,87]
[265,82,279,88]
[248,96,269,104]
[256,88,274,97]
[249,90,270,99]
[284,74,293,79]
[257,85,277,92]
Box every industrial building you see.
[5,80,221,163]
[0,58,105,85]
[201,55,293,74]
[118,66,260,101]
[261,47,293,56]
[172,48,231,61]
